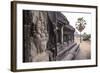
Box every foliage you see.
[75,17,87,43]
[82,33,91,41]
[75,17,87,32]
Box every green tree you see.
[75,17,87,43]
[83,33,91,41]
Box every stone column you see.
[61,26,63,44]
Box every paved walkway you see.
[74,37,91,60]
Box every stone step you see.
[69,44,79,55]
[56,43,77,60]
[62,45,80,60]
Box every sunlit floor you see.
[74,37,91,60]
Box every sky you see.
[62,11,91,34]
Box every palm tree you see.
[75,17,87,43]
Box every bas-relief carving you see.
[29,11,49,62]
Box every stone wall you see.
[23,10,49,62]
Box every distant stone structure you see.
[23,10,79,62]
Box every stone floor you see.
[74,37,91,60]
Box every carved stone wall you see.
[23,10,32,62]
[23,10,49,62]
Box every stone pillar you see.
[73,33,74,42]
[61,26,63,44]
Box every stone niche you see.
[23,10,49,62]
